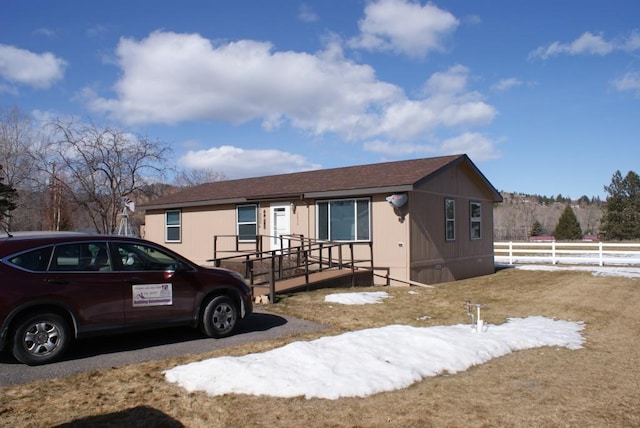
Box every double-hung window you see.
[165,210,181,242]
[445,199,455,241]
[317,198,370,241]
[470,201,482,240]
[237,204,258,241]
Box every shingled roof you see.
[142,154,501,210]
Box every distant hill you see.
[493,192,603,241]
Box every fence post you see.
[509,241,513,265]
[552,241,556,265]
[599,241,604,266]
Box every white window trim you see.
[237,204,258,242]
[470,201,482,240]
[165,210,181,243]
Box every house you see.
[140,154,503,285]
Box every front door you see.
[270,203,291,252]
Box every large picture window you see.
[470,201,482,240]
[445,199,455,241]
[237,204,258,241]
[165,210,181,242]
[317,198,370,241]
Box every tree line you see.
[494,171,640,242]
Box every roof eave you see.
[304,185,413,199]
[142,197,247,210]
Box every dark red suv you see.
[0,232,253,365]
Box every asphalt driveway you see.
[0,310,325,386]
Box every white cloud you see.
[363,140,436,156]
[86,32,497,143]
[611,71,640,95]
[178,145,321,179]
[372,65,495,140]
[440,132,500,162]
[348,0,459,58]
[491,77,522,92]
[528,31,640,60]
[87,24,108,38]
[88,32,400,133]
[364,131,500,162]
[298,4,319,23]
[0,44,66,89]
[34,28,55,37]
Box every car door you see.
[110,241,199,327]
[45,241,125,333]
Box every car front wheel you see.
[12,313,71,365]
[201,296,237,338]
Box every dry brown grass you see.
[2,267,640,427]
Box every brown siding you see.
[408,162,496,284]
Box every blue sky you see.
[1,0,638,199]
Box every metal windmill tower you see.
[117,197,135,236]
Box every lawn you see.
[2,267,639,427]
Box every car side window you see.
[50,244,87,271]
[91,243,111,271]
[7,246,53,272]
[50,242,111,272]
[114,242,179,271]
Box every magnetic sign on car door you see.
[132,283,173,307]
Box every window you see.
[113,242,179,271]
[470,201,482,240]
[49,242,110,271]
[445,199,455,241]
[8,247,53,272]
[317,198,370,241]
[237,204,258,241]
[165,210,181,242]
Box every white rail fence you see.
[494,241,640,267]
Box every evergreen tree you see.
[600,170,640,240]
[530,220,545,236]
[553,205,582,240]
[0,165,18,233]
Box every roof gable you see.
[142,154,501,209]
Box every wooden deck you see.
[252,268,374,298]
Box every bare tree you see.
[0,106,37,188]
[0,106,48,230]
[174,167,228,187]
[46,119,172,234]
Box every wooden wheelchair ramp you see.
[252,269,374,298]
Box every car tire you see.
[201,296,237,338]
[12,313,71,365]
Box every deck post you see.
[304,250,310,290]
[269,266,276,303]
[349,243,355,287]
[369,242,374,270]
